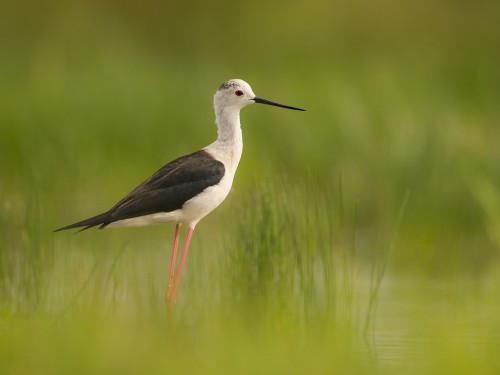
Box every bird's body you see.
[76,148,232,230]
[55,79,304,308]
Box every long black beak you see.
[253,97,305,111]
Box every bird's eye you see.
[235,90,244,97]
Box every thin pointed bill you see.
[253,97,305,111]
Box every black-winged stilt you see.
[54,79,305,308]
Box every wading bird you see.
[54,79,305,309]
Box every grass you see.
[2,177,500,374]
[2,0,500,373]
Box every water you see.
[361,275,500,369]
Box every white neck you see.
[215,106,242,144]
[205,105,243,173]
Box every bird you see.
[54,79,305,309]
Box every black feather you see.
[54,150,225,232]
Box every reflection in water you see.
[353,276,500,366]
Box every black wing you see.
[54,150,225,231]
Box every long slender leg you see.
[169,226,195,307]
[166,223,181,304]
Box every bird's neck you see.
[206,106,243,172]
[215,106,243,146]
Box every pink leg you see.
[166,223,181,304]
[169,226,195,307]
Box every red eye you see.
[235,90,244,97]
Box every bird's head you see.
[214,79,305,113]
[214,79,256,111]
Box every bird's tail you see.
[53,212,111,233]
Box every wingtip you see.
[53,225,71,233]
[53,212,110,234]
[53,224,99,234]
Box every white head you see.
[214,79,256,112]
[214,79,305,115]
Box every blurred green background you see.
[1,0,500,373]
